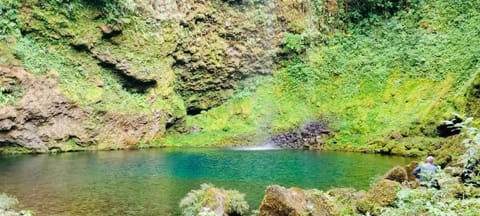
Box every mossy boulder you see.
[356,179,402,215]
[326,188,364,215]
[304,190,339,216]
[258,185,337,216]
[405,161,419,181]
[0,193,32,216]
[383,166,408,183]
[179,184,249,216]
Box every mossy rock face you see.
[258,185,337,216]
[466,73,480,118]
[356,179,402,215]
[170,0,309,113]
[0,64,168,152]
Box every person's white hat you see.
[426,156,434,163]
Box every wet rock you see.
[383,166,408,183]
[356,179,402,215]
[437,115,462,137]
[270,131,303,149]
[258,185,337,216]
[270,121,330,149]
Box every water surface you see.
[0,148,409,215]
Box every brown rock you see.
[383,166,408,183]
[357,179,401,215]
[0,119,16,131]
[305,190,339,216]
[259,185,337,216]
[405,161,419,181]
[390,131,403,140]
[97,24,122,38]
[259,185,308,216]
[0,64,167,152]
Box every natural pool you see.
[0,148,410,215]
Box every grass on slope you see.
[160,0,480,155]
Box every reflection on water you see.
[0,148,409,215]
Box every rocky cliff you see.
[0,0,313,152]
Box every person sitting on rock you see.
[413,156,440,189]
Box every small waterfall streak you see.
[229,143,281,151]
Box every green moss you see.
[0,146,34,155]
[12,1,185,118]
[179,183,249,216]
[162,0,480,154]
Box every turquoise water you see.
[0,148,409,215]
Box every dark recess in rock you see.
[186,106,205,116]
[99,62,157,93]
[437,115,462,137]
[472,84,480,98]
[0,141,21,148]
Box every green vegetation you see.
[0,84,23,105]
[161,0,480,156]
[0,193,17,210]
[6,0,184,117]
[382,185,480,215]
[1,0,479,155]
[0,193,33,216]
[0,0,20,39]
[179,184,249,216]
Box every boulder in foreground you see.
[179,183,249,216]
[258,185,338,216]
[356,179,402,215]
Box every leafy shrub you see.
[0,0,20,39]
[381,186,480,215]
[101,0,137,24]
[446,116,480,186]
[283,33,306,54]
[0,193,18,210]
[179,183,249,216]
[0,193,34,216]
